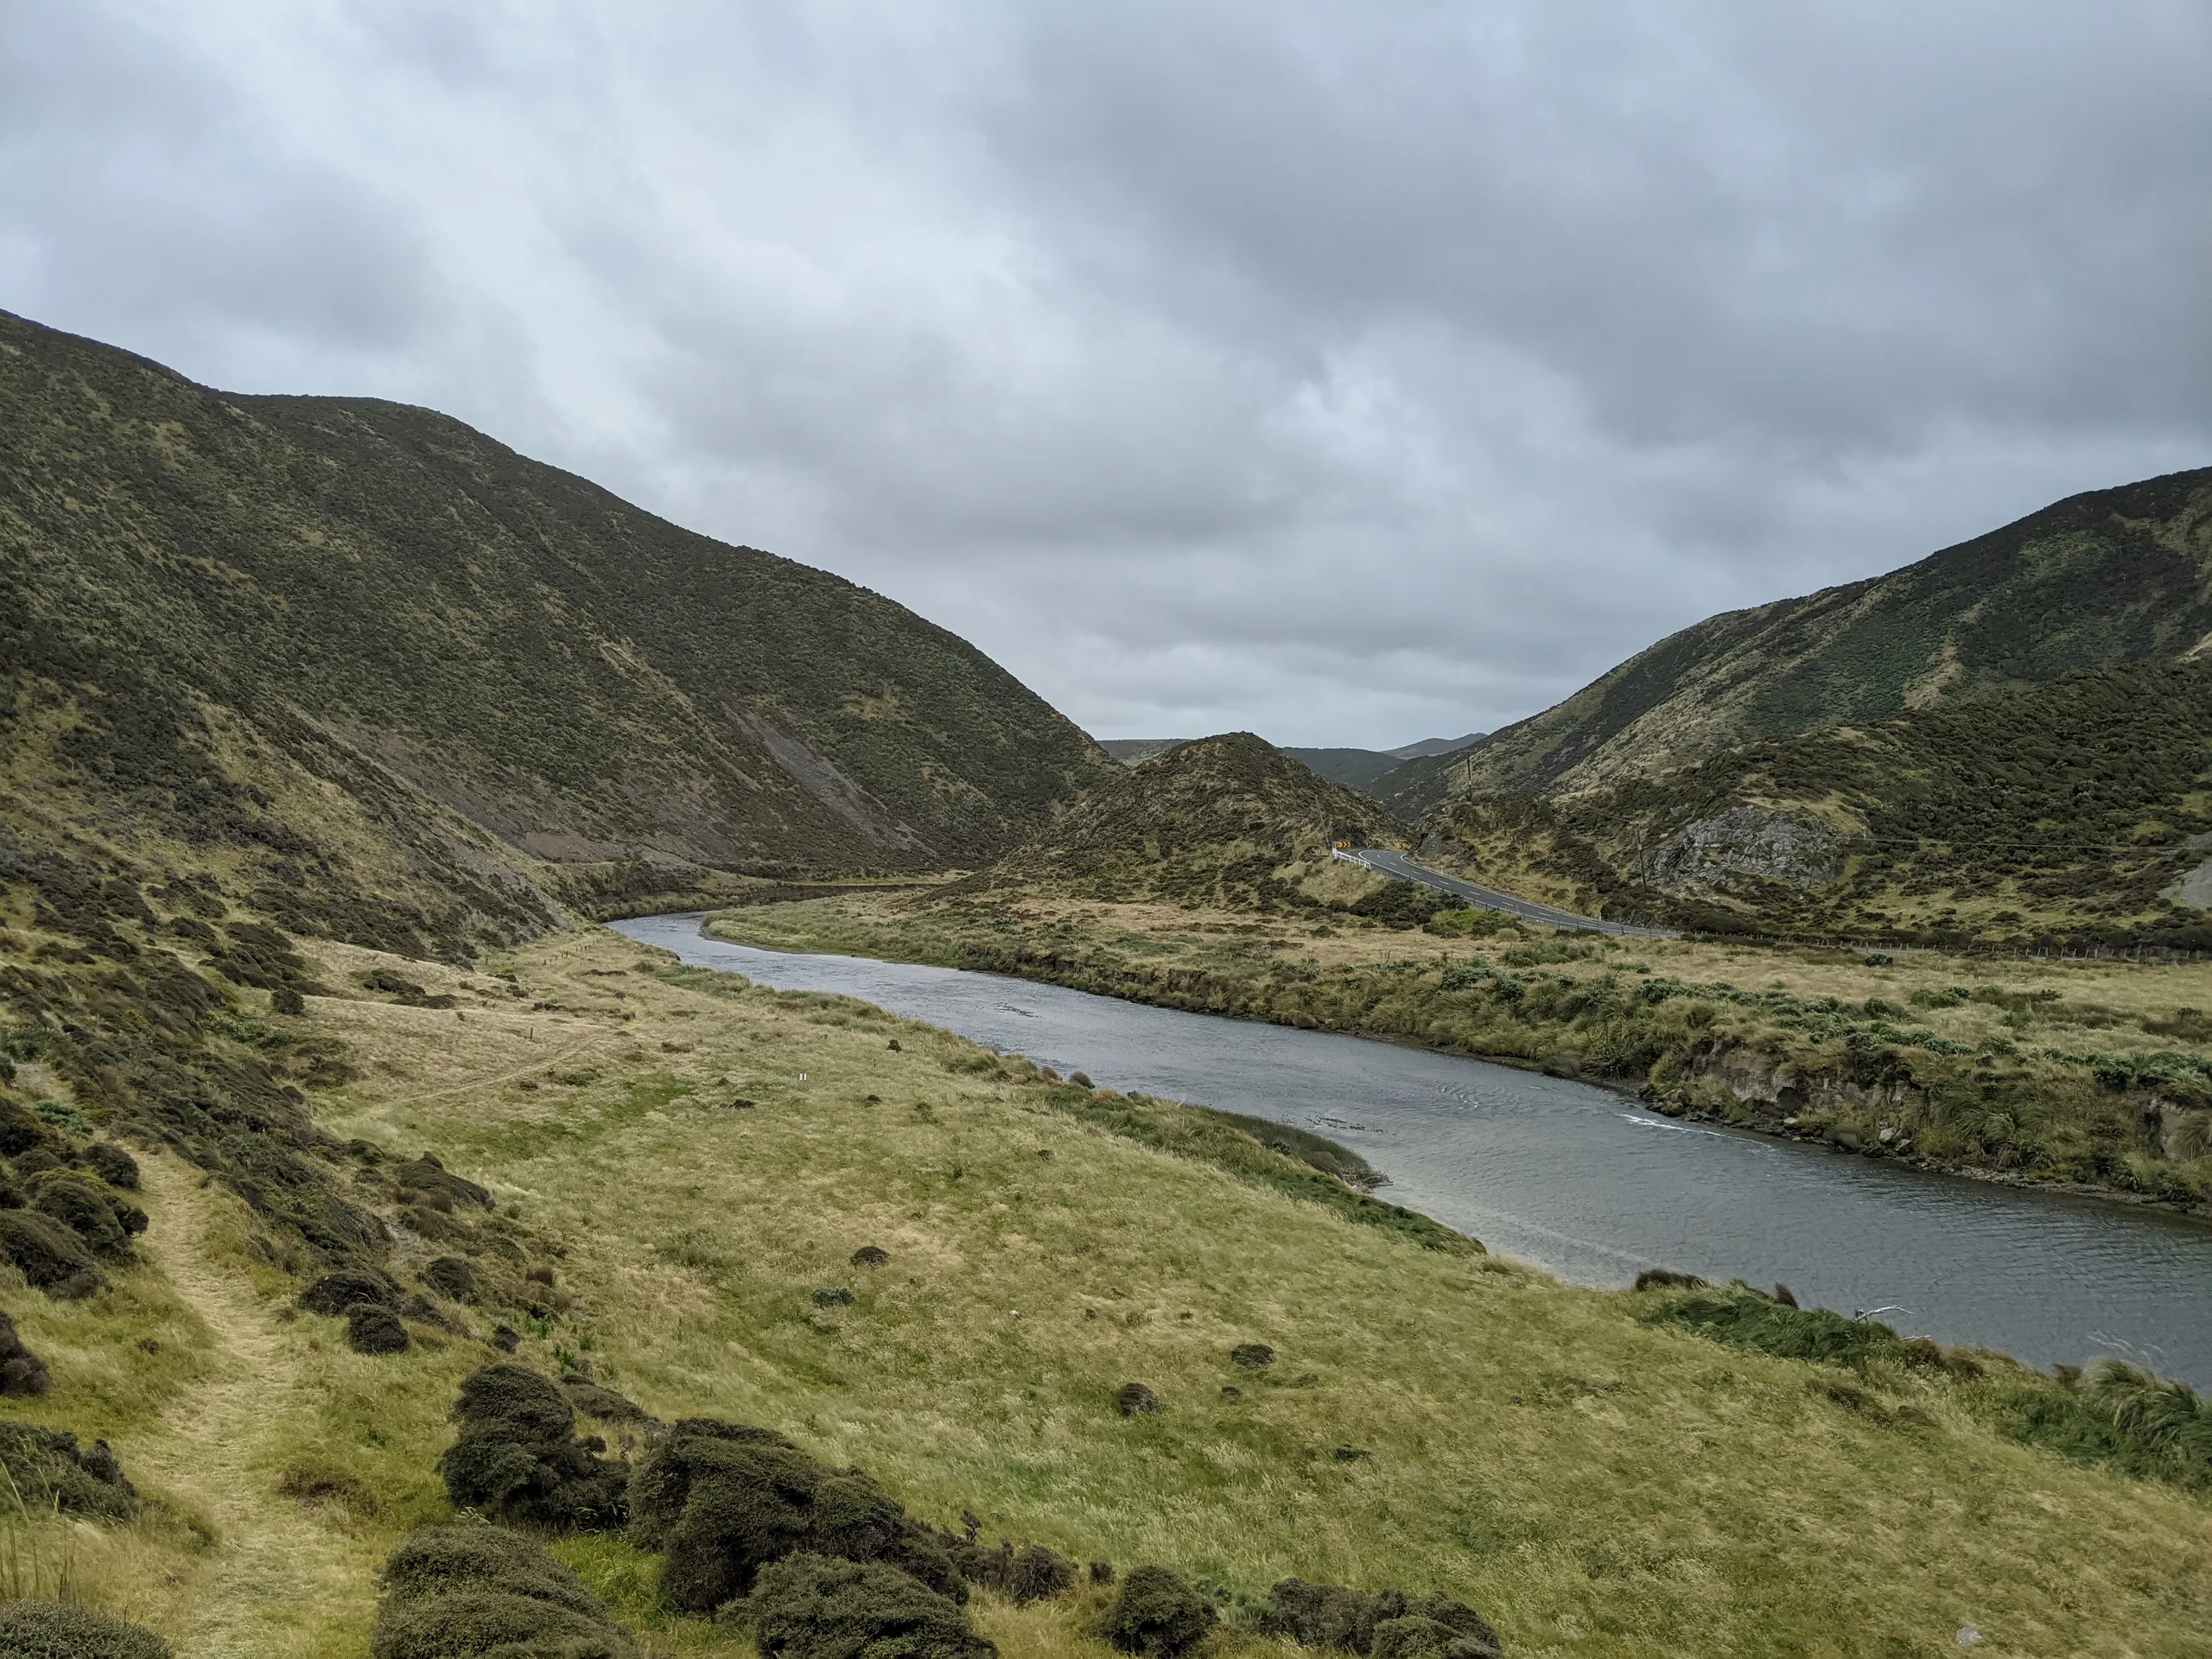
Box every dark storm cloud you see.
[3,1,2207,745]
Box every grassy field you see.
[6,923,2209,1656]
[704,889,2212,1206]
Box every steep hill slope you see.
[1280,747,1405,789]
[0,309,1111,883]
[1421,656,2212,948]
[1383,467,2212,815]
[977,732,1402,906]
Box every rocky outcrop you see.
[1649,807,1843,893]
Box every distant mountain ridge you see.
[1381,467,2212,817]
[1386,733,1484,760]
[1101,732,1485,794]
[0,308,1112,941]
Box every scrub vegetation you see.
[1382,465,2212,812]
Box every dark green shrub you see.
[0,1210,102,1298]
[422,1256,477,1301]
[744,1553,994,1659]
[393,1155,493,1211]
[0,1097,51,1158]
[1370,1614,1503,1659]
[1116,1382,1158,1415]
[626,1420,798,1548]
[300,1268,400,1316]
[1229,1344,1274,1370]
[348,1303,411,1355]
[0,1309,51,1396]
[1258,1581,1499,1658]
[0,1421,137,1519]
[948,1539,1074,1603]
[1098,1565,1215,1657]
[632,1422,957,1614]
[31,1173,137,1258]
[79,1143,139,1190]
[0,1599,171,1657]
[437,1364,629,1531]
[270,986,306,1016]
[372,1521,639,1658]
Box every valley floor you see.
[702,891,2212,1209]
[4,924,2210,1655]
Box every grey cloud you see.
[1,1,2205,746]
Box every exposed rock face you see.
[1649,807,1842,893]
[2161,855,2212,909]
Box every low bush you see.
[437,1364,629,1531]
[422,1256,477,1301]
[80,1143,139,1190]
[1257,1581,1501,1659]
[0,1421,137,1519]
[372,1521,639,1659]
[945,1538,1074,1603]
[1371,1615,1503,1659]
[300,1268,400,1316]
[0,1210,101,1297]
[0,1309,51,1396]
[347,1303,411,1355]
[1115,1382,1158,1415]
[32,1172,143,1259]
[0,1599,171,1658]
[1098,1565,1216,1657]
[393,1155,493,1212]
[631,1421,958,1614]
[744,1553,994,1659]
[0,1098,50,1157]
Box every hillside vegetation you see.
[3,920,2208,1657]
[0,308,1110,885]
[1417,657,2212,950]
[1378,467,2212,815]
[974,734,1408,912]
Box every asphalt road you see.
[1345,847,1676,938]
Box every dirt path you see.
[130,1157,372,1657]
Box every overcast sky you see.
[4,3,2209,747]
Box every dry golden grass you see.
[9,921,2210,1656]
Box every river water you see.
[614,913,2212,1386]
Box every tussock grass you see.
[5,923,2209,1655]
[709,893,2212,1201]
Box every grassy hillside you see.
[1279,749,1404,791]
[975,734,1407,910]
[1381,467,2212,814]
[0,309,1112,880]
[1417,658,2212,950]
[6,919,2208,1656]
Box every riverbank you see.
[702,890,2212,1211]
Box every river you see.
[614,913,2212,1387]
